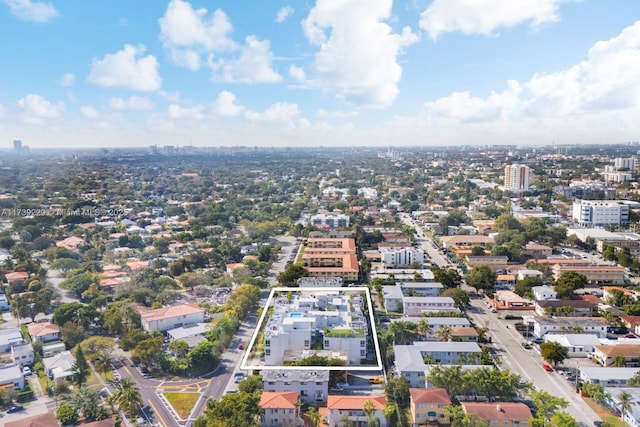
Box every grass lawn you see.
[583,398,627,427]
[164,392,200,419]
[602,416,626,427]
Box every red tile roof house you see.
[5,271,29,287]
[326,395,388,427]
[259,391,303,427]
[462,402,533,427]
[27,322,61,343]
[410,388,452,426]
[137,303,206,333]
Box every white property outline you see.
[240,286,383,371]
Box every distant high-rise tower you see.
[504,164,530,193]
[13,140,22,152]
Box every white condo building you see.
[380,247,425,268]
[504,164,530,193]
[310,213,350,228]
[264,291,369,365]
[572,200,630,227]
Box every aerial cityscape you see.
[2,1,640,427]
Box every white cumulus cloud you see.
[80,105,100,118]
[18,94,63,123]
[289,65,306,82]
[159,0,236,70]
[212,91,244,116]
[302,0,419,108]
[416,21,640,145]
[420,0,573,40]
[246,102,299,122]
[109,96,154,110]
[168,104,204,120]
[215,36,281,83]
[3,0,58,23]
[61,73,75,87]
[88,44,161,92]
[276,6,294,23]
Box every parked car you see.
[7,405,24,413]
[368,377,384,384]
[22,366,32,376]
[234,373,245,383]
[542,363,553,372]
[238,342,244,350]
[521,342,532,349]
[623,334,637,339]
[336,382,349,388]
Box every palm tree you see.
[307,407,320,427]
[363,400,379,427]
[613,356,626,367]
[617,391,632,422]
[114,378,142,418]
[104,393,119,415]
[438,326,452,342]
[416,318,433,340]
[93,351,113,380]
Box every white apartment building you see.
[604,165,633,183]
[504,164,530,193]
[403,296,457,316]
[572,200,630,227]
[532,285,558,301]
[531,317,607,338]
[380,246,425,268]
[263,370,329,403]
[399,282,443,297]
[264,291,368,365]
[310,213,350,228]
[614,157,637,170]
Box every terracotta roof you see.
[259,391,299,409]
[27,322,60,337]
[5,271,29,280]
[450,327,479,337]
[5,411,58,427]
[621,316,640,327]
[328,395,387,410]
[595,344,640,357]
[462,402,532,421]
[410,388,451,405]
[56,236,85,250]
[138,303,204,322]
[497,275,516,281]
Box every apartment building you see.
[594,344,640,367]
[531,317,607,338]
[380,246,424,268]
[326,396,388,427]
[410,388,451,426]
[504,164,530,193]
[551,264,625,283]
[461,403,532,427]
[264,291,368,365]
[572,200,629,227]
[138,303,206,332]
[259,392,303,427]
[403,297,457,316]
[263,370,329,404]
[302,238,359,281]
[310,213,350,228]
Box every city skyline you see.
[0,0,639,148]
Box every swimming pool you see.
[289,312,302,318]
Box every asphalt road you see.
[464,291,601,426]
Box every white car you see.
[22,366,32,376]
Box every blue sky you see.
[0,0,639,149]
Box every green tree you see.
[93,351,113,380]
[385,376,410,407]
[132,335,164,368]
[416,318,433,340]
[114,378,143,418]
[441,288,470,308]
[554,271,587,299]
[363,399,380,427]
[276,264,308,287]
[307,407,321,427]
[618,391,632,422]
[438,326,452,342]
[72,346,90,388]
[540,342,569,367]
[71,386,108,421]
[549,411,579,427]
[431,266,463,289]
[56,401,79,425]
[531,390,569,421]
[195,392,260,427]
[465,265,496,295]
[513,276,544,299]
[238,375,263,394]
[388,321,419,345]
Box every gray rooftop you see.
[263,370,330,382]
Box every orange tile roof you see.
[5,271,29,280]
[259,391,298,409]
[138,303,204,322]
[462,402,532,421]
[27,322,60,337]
[410,388,451,405]
[595,344,640,357]
[5,411,58,427]
[450,327,479,336]
[327,395,386,410]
